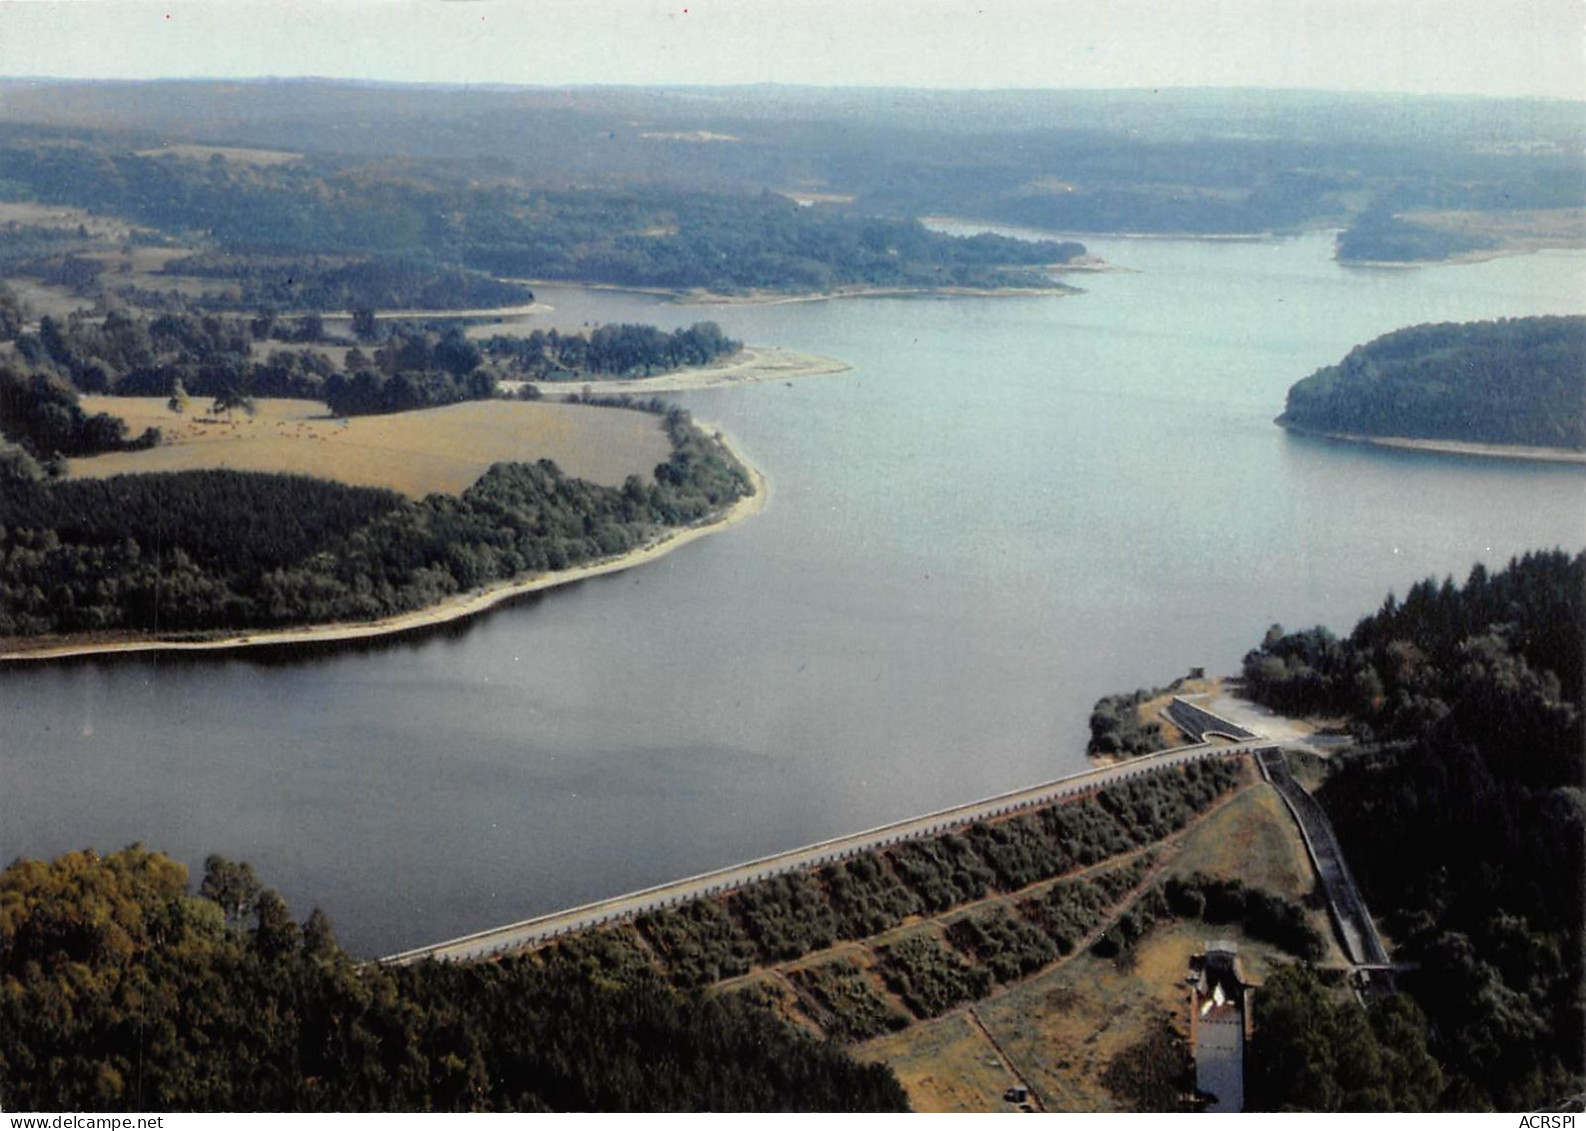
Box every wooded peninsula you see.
[2,78,1584,1114]
[1277,315,1586,456]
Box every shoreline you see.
[510,277,1081,306]
[1337,244,1586,270]
[1279,421,1586,465]
[0,428,769,664]
[683,282,1082,305]
[523,344,851,396]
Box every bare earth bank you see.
[1279,421,1586,466]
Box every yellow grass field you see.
[67,396,674,498]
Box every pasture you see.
[68,396,674,498]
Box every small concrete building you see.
[1187,941,1255,1113]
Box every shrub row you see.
[634,900,756,987]
[1018,854,1156,955]
[877,933,994,1019]
[819,854,922,939]
[727,873,841,963]
[636,761,1241,988]
[944,906,1059,983]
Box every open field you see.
[1403,207,1586,260]
[1165,782,1342,964]
[1169,786,1308,897]
[0,199,220,313]
[68,396,674,497]
[965,915,1299,1112]
[133,143,304,166]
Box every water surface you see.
[3,232,1581,955]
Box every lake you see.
[3,231,1581,956]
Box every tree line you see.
[159,251,533,313]
[481,322,739,380]
[0,128,1086,297]
[1241,549,1584,1109]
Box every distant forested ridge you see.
[0,405,750,640]
[160,253,535,312]
[1278,316,1586,450]
[0,128,1083,296]
[0,846,907,1112]
[1241,549,1584,1110]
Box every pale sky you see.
[0,0,1582,100]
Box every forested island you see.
[1240,549,1583,1110]
[1277,315,1586,455]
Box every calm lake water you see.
[3,231,1582,956]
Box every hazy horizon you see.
[1,74,1580,104]
[0,0,1580,102]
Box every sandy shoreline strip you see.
[683,282,1081,305]
[308,301,553,321]
[0,428,769,664]
[1282,423,1586,465]
[508,277,1079,306]
[524,344,851,396]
